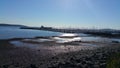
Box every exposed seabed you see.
[0,37,120,68]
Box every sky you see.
[0,0,120,29]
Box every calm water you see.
[0,26,120,43]
[0,26,62,39]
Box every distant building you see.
[40,25,52,30]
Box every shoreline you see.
[20,27,120,38]
[0,38,120,68]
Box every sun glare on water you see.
[53,33,81,43]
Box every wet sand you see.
[0,38,120,68]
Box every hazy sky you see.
[0,0,120,29]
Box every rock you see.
[3,65,9,68]
[81,61,86,65]
[37,50,40,51]
[14,63,19,67]
[100,63,106,68]
[29,64,37,68]
[75,59,82,63]
[93,64,100,68]
[112,41,119,43]
[48,66,57,68]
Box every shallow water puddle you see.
[10,40,98,54]
[23,38,53,42]
[10,41,39,48]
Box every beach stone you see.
[48,66,57,68]
[93,64,100,68]
[29,64,38,68]
[85,57,91,61]
[99,60,106,63]
[14,63,19,67]
[112,41,119,43]
[86,61,93,67]
[100,63,106,68]
[75,59,82,63]
[2,65,9,68]
[81,64,88,68]
[37,50,40,51]
[57,62,76,68]
[76,63,82,66]
[52,57,55,59]
[81,61,86,65]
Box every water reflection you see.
[53,33,81,43]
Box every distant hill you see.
[0,23,27,27]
